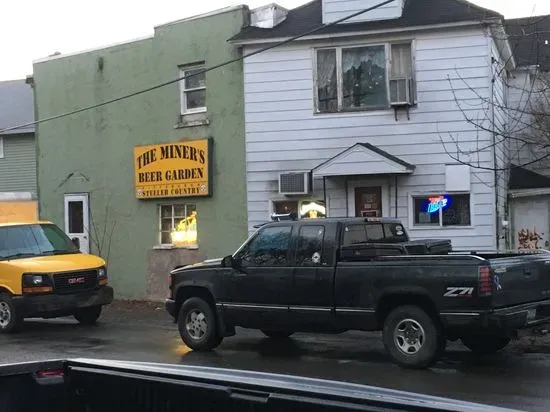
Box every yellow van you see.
[0,221,113,332]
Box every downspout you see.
[322,176,327,216]
[491,59,500,250]
[394,175,398,218]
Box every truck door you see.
[225,225,293,329]
[289,222,336,327]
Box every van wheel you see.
[383,305,444,369]
[178,297,222,351]
[0,293,23,333]
[261,330,294,339]
[74,306,102,325]
[461,335,510,355]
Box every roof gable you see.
[231,0,502,43]
[0,79,35,135]
[312,143,415,177]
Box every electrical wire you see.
[1,0,394,134]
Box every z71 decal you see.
[444,287,474,297]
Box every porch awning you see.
[311,143,415,177]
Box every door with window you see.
[64,194,90,253]
[355,187,382,217]
[226,225,293,328]
[289,223,335,327]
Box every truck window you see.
[343,223,407,245]
[296,225,325,266]
[238,226,292,266]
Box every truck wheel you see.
[74,306,102,325]
[261,330,294,339]
[0,293,23,333]
[178,297,222,351]
[382,305,444,369]
[461,335,510,355]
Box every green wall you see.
[33,7,249,299]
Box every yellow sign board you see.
[0,201,38,223]
[133,139,212,199]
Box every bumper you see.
[13,286,114,318]
[441,299,550,334]
[165,298,176,320]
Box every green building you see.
[32,6,249,300]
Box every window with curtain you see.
[314,43,414,113]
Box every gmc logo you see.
[68,277,86,285]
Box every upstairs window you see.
[180,65,206,114]
[315,43,413,113]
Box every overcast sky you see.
[2,0,550,80]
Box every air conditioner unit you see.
[278,171,310,195]
[389,77,415,106]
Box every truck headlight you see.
[22,274,53,294]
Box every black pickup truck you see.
[166,217,550,369]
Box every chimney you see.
[250,3,288,29]
[322,0,404,25]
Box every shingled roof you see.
[230,0,502,42]
[0,79,35,135]
[505,15,550,71]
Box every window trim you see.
[157,203,198,248]
[409,192,473,229]
[179,64,207,115]
[313,41,415,114]
[0,137,4,158]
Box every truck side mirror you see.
[222,255,236,268]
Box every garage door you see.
[512,197,550,250]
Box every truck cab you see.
[0,221,114,332]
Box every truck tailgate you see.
[489,253,550,308]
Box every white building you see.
[230,0,547,251]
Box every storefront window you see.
[300,201,326,219]
[413,194,471,227]
[159,204,197,247]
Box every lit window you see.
[412,194,471,227]
[180,65,206,114]
[159,204,197,247]
[299,200,326,219]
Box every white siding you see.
[243,27,498,250]
[322,0,404,24]
[490,38,510,249]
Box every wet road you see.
[1,305,549,412]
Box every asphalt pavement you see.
[1,301,549,412]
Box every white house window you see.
[315,43,413,113]
[412,194,471,227]
[0,137,4,158]
[159,204,197,247]
[180,65,206,114]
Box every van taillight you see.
[478,266,493,297]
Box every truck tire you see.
[74,306,102,325]
[261,330,294,339]
[382,305,444,369]
[0,293,23,333]
[461,335,510,355]
[178,297,222,351]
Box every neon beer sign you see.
[427,196,449,214]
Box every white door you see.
[64,193,90,253]
[513,197,550,250]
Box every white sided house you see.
[231,0,523,251]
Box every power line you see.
[1,0,394,134]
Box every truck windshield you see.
[343,223,408,245]
[0,224,80,260]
